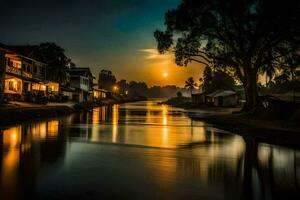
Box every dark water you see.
[0,100,299,200]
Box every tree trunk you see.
[244,70,259,111]
[0,51,6,104]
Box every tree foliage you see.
[98,70,117,91]
[202,66,213,92]
[155,0,300,110]
[185,77,196,96]
[210,71,236,92]
[31,42,72,85]
[177,91,183,98]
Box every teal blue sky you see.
[1,0,203,86]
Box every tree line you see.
[98,69,187,98]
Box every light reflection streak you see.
[112,104,119,143]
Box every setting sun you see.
[163,72,168,78]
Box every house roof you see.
[206,89,224,97]
[214,90,236,97]
[61,86,76,92]
[68,67,94,78]
[93,88,110,93]
[207,90,236,98]
[0,43,39,58]
[0,44,47,65]
[191,92,205,96]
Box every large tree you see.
[98,70,117,91]
[155,0,300,111]
[30,42,71,86]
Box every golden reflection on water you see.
[0,101,300,199]
[48,120,59,137]
[86,102,209,148]
[2,126,21,195]
[0,120,60,199]
[112,104,119,143]
[92,107,100,123]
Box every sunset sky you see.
[0,0,204,87]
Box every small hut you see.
[191,92,206,105]
[206,90,223,105]
[206,90,238,107]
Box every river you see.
[0,100,299,199]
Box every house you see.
[92,88,109,101]
[61,86,76,101]
[0,47,59,101]
[206,90,238,107]
[191,92,206,104]
[68,68,94,102]
[206,90,223,105]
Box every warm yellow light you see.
[125,90,128,95]
[163,72,168,78]
[113,86,118,91]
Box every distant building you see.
[191,92,206,104]
[206,90,238,107]
[92,88,109,101]
[68,67,94,102]
[61,86,76,101]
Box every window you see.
[9,82,14,90]
[5,58,10,65]
[27,65,31,73]
[40,67,45,75]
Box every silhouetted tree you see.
[211,71,236,92]
[31,43,71,86]
[202,67,213,93]
[177,91,183,97]
[117,79,128,95]
[98,70,117,91]
[185,77,196,96]
[259,64,277,87]
[128,81,148,97]
[155,0,300,111]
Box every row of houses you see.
[0,47,109,103]
[192,89,239,107]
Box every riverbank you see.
[0,97,146,127]
[189,110,300,149]
[0,105,74,127]
[163,96,300,132]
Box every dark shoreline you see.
[0,98,146,128]
[161,97,300,149]
[0,105,74,128]
[190,114,300,150]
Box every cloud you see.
[139,48,173,62]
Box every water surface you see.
[0,100,299,199]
